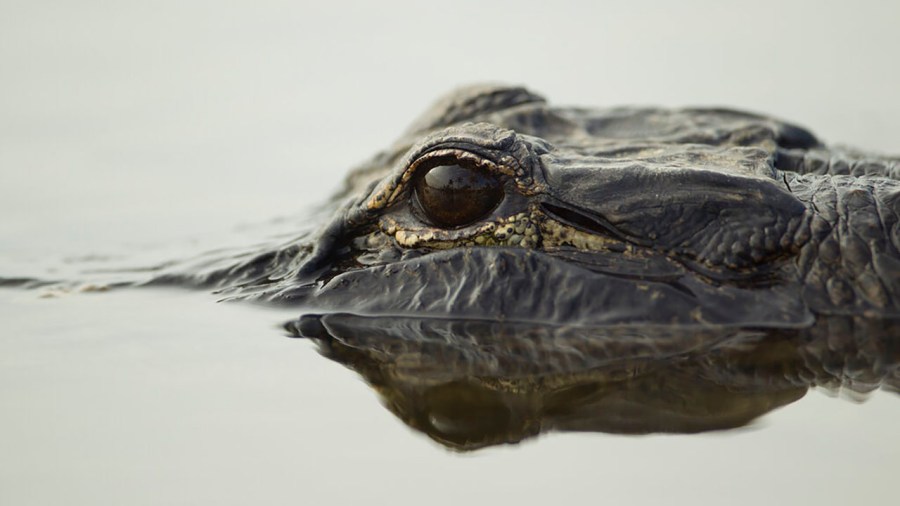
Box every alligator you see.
[10,84,899,449]
[214,85,895,449]
[155,83,900,327]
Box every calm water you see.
[2,207,898,505]
[2,2,899,504]
[2,287,898,505]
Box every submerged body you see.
[165,84,900,327]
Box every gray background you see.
[1,1,898,505]
[2,0,898,255]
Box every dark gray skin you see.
[157,84,900,327]
[142,85,900,449]
[11,84,886,450]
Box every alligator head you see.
[177,84,900,326]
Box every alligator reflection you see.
[287,315,899,451]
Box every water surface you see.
[2,2,899,504]
[2,288,898,505]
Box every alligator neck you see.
[787,172,900,317]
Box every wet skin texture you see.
[131,85,900,447]
[3,85,896,449]
[172,84,900,327]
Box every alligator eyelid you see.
[377,150,500,207]
[406,148,516,180]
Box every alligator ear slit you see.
[540,202,630,242]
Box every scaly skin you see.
[150,84,900,326]
[788,172,900,316]
[142,85,900,447]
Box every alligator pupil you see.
[414,162,503,228]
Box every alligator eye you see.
[414,160,503,228]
